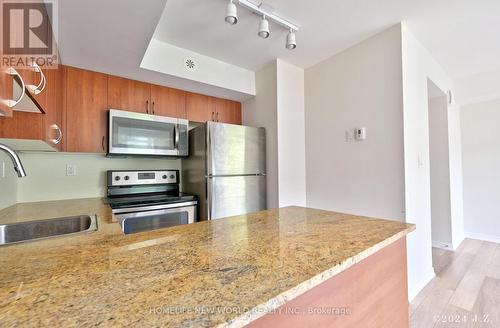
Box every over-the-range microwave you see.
[108,109,188,157]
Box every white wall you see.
[141,39,256,100]
[447,104,465,248]
[455,68,500,106]
[401,23,456,300]
[304,25,405,220]
[276,59,306,207]
[0,152,19,209]
[428,95,452,245]
[242,62,279,208]
[461,99,500,243]
[14,153,180,203]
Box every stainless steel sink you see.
[0,215,98,246]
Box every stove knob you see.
[124,176,130,181]
[169,175,175,179]
[115,176,121,181]
[162,175,167,179]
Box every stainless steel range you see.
[106,170,197,234]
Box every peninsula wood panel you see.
[150,85,186,118]
[65,67,108,153]
[248,238,409,328]
[107,76,151,114]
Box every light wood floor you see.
[410,238,500,328]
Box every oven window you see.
[121,211,189,234]
[112,116,175,150]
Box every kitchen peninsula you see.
[0,199,414,327]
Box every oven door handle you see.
[111,201,198,215]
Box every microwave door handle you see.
[174,123,180,149]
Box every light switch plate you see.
[66,164,77,176]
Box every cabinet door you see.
[107,76,151,114]
[65,67,108,153]
[0,59,13,117]
[150,85,186,118]
[42,65,64,150]
[0,112,43,139]
[186,93,214,123]
[214,98,242,125]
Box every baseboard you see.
[408,267,436,302]
[432,240,454,251]
[465,231,500,244]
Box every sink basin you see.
[0,215,98,246]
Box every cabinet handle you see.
[50,124,63,145]
[216,112,219,122]
[146,100,149,114]
[2,67,26,107]
[211,111,215,121]
[27,63,46,95]
[152,101,155,115]
[102,136,105,152]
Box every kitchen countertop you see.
[0,198,415,327]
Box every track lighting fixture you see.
[225,0,238,25]
[286,29,297,50]
[258,16,270,39]
[224,0,299,50]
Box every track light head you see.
[286,29,297,50]
[225,0,238,25]
[258,16,270,39]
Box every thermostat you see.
[355,127,366,141]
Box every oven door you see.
[113,202,197,234]
[108,109,188,156]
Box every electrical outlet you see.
[66,164,77,176]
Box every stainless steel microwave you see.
[108,109,188,157]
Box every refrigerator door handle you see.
[207,177,213,220]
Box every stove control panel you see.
[108,170,178,186]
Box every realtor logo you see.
[1,0,58,68]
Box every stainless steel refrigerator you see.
[182,122,266,220]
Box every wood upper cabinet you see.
[43,65,64,150]
[214,98,242,125]
[186,93,242,124]
[0,66,63,143]
[107,76,151,114]
[65,67,108,153]
[150,85,186,118]
[186,93,214,123]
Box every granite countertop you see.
[0,198,415,327]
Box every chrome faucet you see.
[0,143,26,177]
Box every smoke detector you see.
[184,58,197,72]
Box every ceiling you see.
[156,0,500,77]
[56,0,500,98]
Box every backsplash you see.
[0,152,19,209]
[14,153,181,203]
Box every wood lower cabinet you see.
[65,67,108,153]
[108,76,151,114]
[151,85,186,118]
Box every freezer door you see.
[207,175,267,220]
[208,122,266,176]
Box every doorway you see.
[427,79,453,261]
